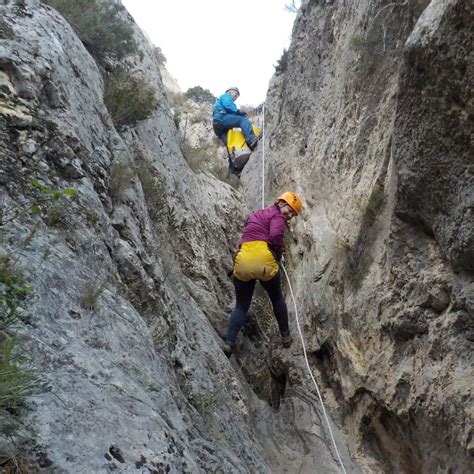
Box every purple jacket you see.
[240,204,287,256]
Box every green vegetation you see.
[184,86,215,105]
[83,208,100,227]
[0,336,36,414]
[0,183,63,463]
[81,278,108,311]
[275,49,289,75]
[104,67,158,127]
[168,92,186,109]
[0,256,32,333]
[42,0,159,128]
[135,161,167,221]
[163,204,187,234]
[173,110,181,129]
[43,0,140,61]
[108,161,134,200]
[152,327,167,347]
[0,180,79,461]
[192,388,224,416]
[136,160,186,232]
[1,180,77,228]
[31,179,78,228]
[0,263,38,442]
[181,143,227,182]
[153,47,167,65]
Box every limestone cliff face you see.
[0,1,354,473]
[0,1,253,472]
[1,0,472,473]
[242,0,473,472]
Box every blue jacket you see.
[212,92,238,121]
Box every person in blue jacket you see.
[212,87,260,150]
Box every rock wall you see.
[1,0,472,472]
[0,1,254,471]
[0,1,357,473]
[244,0,473,472]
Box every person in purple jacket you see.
[223,192,303,357]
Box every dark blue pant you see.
[214,114,256,146]
[226,272,289,344]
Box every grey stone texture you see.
[241,0,473,472]
[1,0,472,473]
[0,1,356,473]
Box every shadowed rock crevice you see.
[311,342,344,403]
[359,403,422,474]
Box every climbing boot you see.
[281,333,293,348]
[248,134,262,151]
[223,341,235,358]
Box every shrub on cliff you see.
[184,86,216,105]
[0,247,35,439]
[43,0,139,61]
[181,143,227,182]
[274,49,288,75]
[104,67,157,127]
[0,180,77,463]
[154,47,167,66]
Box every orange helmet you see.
[277,192,302,214]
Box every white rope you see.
[281,264,348,474]
[258,104,347,473]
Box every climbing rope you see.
[259,107,348,474]
[281,263,348,474]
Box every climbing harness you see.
[258,107,348,474]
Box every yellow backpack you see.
[233,241,279,282]
[227,125,261,173]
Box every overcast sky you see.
[121,0,297,106]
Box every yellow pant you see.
[233,241,279,282]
